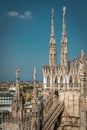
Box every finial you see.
[34,67,36,81]
[16,67,19,79]
[81,49,84,54]
[63,6,66,16]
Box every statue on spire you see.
[63,6,66,16]
[34,67,36,81]
[52,8,54,16]
[16,67,19,79]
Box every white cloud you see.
[19,11,32,20]
[7,11,19,17]
[7,10,32,20]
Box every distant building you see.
[0,91,13,129]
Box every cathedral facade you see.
[42,6,87,130]
[2,6,87,130]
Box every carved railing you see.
[58,83,81,91]
[43,101,64,130]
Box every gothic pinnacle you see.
[49,8,56,66]
[15,67,20,99]
[61,6,68,67]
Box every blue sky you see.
[0,0,87,81]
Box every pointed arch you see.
[47,75,50,87]
[69,75,72,83]
[60,76,63,83]
[55,77,58,84]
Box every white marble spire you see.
[61,6,68,67]
[49,8,56,66]
[15,67,20,100]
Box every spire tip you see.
[52,8,54,14]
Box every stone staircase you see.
[43,101,64,130]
